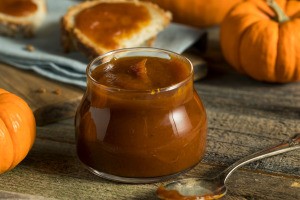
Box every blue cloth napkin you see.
[0,0,204,88]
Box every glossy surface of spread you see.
[91,56,190,90]
[0,0,37,17]
[75,2,151,49]
[75,50,207,181]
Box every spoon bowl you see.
[157,177,226,199]
[157,133,300,199]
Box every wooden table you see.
[0,34,299,200]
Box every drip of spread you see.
[0,0,37,17]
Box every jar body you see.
[75,84,206,182]
[75,48,207,183]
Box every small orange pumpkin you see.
[143,0,242,28]
[220,0,300,83]
[0,89,36,174]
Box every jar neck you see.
[86,76,194,109]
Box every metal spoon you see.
[157,133,300,200]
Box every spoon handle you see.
[221,133,300,183]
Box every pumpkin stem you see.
[267,0,289,23]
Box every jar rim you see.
[86,47,194,93]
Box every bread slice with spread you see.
[61,0,171,59]
[0,0,47,37]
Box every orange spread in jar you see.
[75,2,151,49]
[91,56,190,90]
[76,54,207,178]
[0,0,37,17]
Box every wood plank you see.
[0,190,51,200]
[0,151,299,200]
[0,63,84,125]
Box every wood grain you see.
[0,63,84,125]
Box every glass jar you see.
[75,48,207,183]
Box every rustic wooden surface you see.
[0,64,83,125]
[0,31,300,199]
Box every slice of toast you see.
[61,0,171,59]
[0,0,47,37]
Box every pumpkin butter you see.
[75,3,151,49]
[91,56,191,90]
[75,49,207,181]
[0,0,37,17]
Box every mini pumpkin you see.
[220,0,300,83]
[143,0,242,28]
[0,89,36,174]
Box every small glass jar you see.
[75,48,207,183]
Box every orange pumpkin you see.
[0,89,36,174]
[220,0,300,83]
[143,0,242,28]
